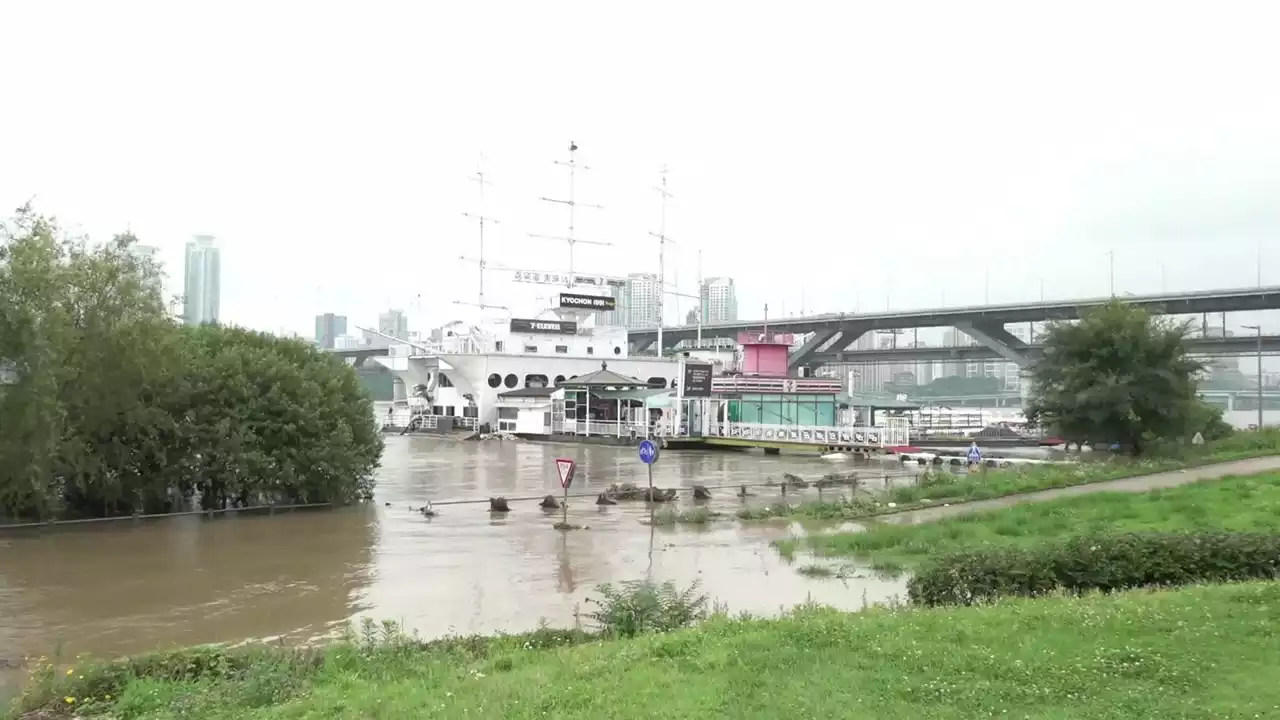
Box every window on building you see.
[614,346,622,355]
[524,345,538,353]
[445,406,456,416]
[463,406,478,418]
[503,374,518,388]
[495,341,505,352]
[431,405,443,415]
[586,346,595,355]
[555,345,568,354]
[497,407,519,420]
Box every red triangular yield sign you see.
[555,458,576,489]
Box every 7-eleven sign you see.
[555,458,576,489]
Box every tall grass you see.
[25,583,1280,718]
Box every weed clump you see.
[584,579,710,638]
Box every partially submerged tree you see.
[1026,300,1213,454]
[0,206,382,520]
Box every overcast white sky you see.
[3,1,1278,337]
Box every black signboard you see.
[510,318,578,334]
[681,362,714,398]
[559,292,617,311]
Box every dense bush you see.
[0,207,382,520]
[908,531,1280,606]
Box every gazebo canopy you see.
[559,361,648,389]
[592,387,675,404]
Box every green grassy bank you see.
[15,582,1280,719]
[778,470,1280,566]
[743,429,1280,526]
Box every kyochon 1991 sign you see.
[559,292,617,311]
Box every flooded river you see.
[0,436,916,698]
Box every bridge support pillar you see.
[953,321,1032,368]
[788,329,842,372]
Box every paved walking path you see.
[884,455,1280,526]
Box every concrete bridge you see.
[809,334,1280,367]
[628,285,1280,370]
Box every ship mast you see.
[649,165,699,357]
[529,141,612,285]
[458,154,508,313]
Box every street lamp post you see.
[1243,324,1264,430]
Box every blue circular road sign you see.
[638,439,660,465]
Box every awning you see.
[837,392,920,410]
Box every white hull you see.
[376,352,682,426]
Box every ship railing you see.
[707,421,910,447]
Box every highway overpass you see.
[810,334,1280,366]
[626,284,1280,371]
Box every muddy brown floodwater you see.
[0,436,916,699]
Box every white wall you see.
[515,406,551,434]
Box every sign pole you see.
[555,457,577,526]
[638,439,660,495]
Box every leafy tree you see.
[0,207,382,521]
[170,325,382,509]
[1026,300,1207,454]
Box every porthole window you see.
[613,346,622,355]
[646,377,667,389]
[504,373,518,388]
[554,375,566,386]
[487,373,502,388]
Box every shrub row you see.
[907,531,1280,606]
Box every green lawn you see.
[781,471,1280,566]
[27,582,1280,719]
[738,429,1280,526]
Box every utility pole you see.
[1244,324,1264,430]
[1108,250,1115,297]
[696,248,703,348]
[529,141,610,284]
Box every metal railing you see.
[381,411,479,432]
[551,419,663,438]
[708,421,910,447]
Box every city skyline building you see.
[604,272,661,330]
[314,312,348,349]
[700,276,738,324]
[378,309,409,340]
[127,244,163,295]
[182,235,220,326]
